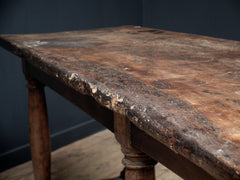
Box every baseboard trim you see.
[0,119,105,172]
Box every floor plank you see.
[0,130,182,180]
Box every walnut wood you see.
[24,73,51,180]
[114,112,157,180]
[1,26,240,179]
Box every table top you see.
[1,26,240,178]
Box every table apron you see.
[22,59,217,180]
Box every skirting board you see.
[0,119,105,172]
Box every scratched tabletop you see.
[1,26,240,179]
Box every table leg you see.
[26,76,51,180]
[114,112,157,180]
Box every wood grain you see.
[1,26,240,178]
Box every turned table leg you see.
[114,112,157,180]
[25,76,51,180]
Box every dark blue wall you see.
[0,0,142,171]
[142,0,240,40]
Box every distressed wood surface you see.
[1,26,240,179]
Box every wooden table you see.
[1,26,240,180]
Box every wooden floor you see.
[0,130,181,180]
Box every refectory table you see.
[1,26,240,180]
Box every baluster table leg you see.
[114,112,157,180]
